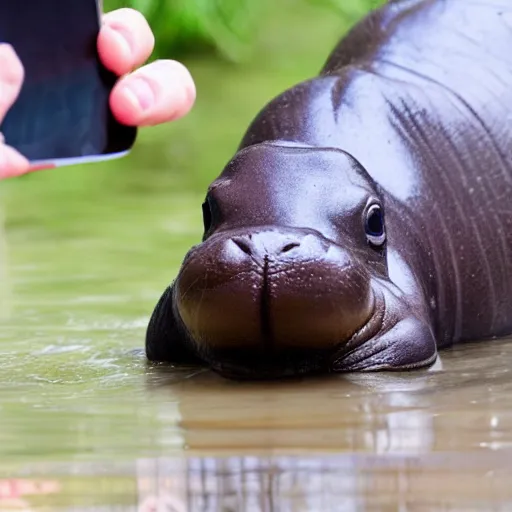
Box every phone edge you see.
[28,149,132,171]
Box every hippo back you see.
[238,0,512,345]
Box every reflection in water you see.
[132,454,512,512]
[0,479,60,510]
[145,359,441,456]
[6,451,512,511]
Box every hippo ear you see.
[145,284,201,364]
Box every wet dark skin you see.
[146,0,512,379]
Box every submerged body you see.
[146,0,512,379]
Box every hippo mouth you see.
[170,231,382,380]
[202,290,379,381]
[201,287,386,380]
[206,287,383,380]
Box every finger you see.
[0,44,24,123]
[98,8,155,77]
[0,144,30,179]
[0,46,29,179]
[110,60,196,127]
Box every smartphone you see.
[0,0,137,169]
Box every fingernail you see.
[123,77,155,112]
[108,25,133,60]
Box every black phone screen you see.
[0,0,137,164]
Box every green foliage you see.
[103,0,385,62]
[103,0,265,61]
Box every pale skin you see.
[0,8,196,179]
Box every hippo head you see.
[146,141,437,379]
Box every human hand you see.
[0,8,196,179]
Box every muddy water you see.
[1,2,511,510]
[0,342,512,510]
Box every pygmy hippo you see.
[146,0,512,379]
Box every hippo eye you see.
[202,197,212,234]
[365,204,386,247]
[202,194,222,237]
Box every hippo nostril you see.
[231,235,304,258]
[232,237,253,256]
[281,242,301,253]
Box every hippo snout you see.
[171,227,375,376]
